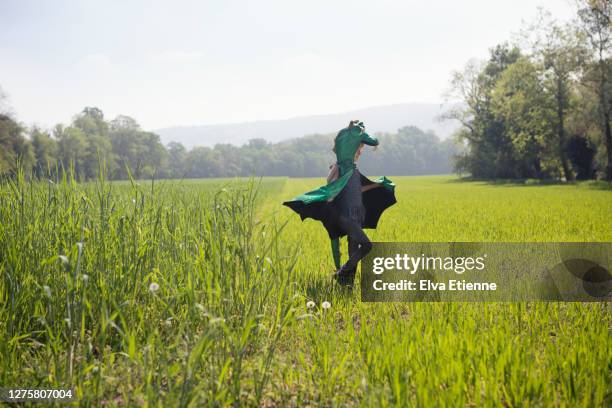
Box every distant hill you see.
[155,102,459,148]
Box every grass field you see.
[1,173,611,406]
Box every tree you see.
[109,116,140,179]
[525,10,589,181]
[138,132,168,178]
[442,44,522,178]
[185,146,221,178]
[108,115,166,179]
[0,88,35,174]
[56,125,89,179]
[30,127,58,176]
[576,0,612,179]
[567,133,597,179]
[72,107,114,178]
[166,142,187,178]
[491,57,557,178]
[0,114,35,174]
[73,107,108,137]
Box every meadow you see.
[0,172,611,406]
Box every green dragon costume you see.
[283,122,396,270]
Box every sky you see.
[0,0,577,130]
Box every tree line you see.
[0,102,457,180]
[445,2,612,180]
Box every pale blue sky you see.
[0,0,576,130]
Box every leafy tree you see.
[443,44,522,178]
[55,125,89,179]
[108,115,166,179]
[138,132,168,178]
[166,142,187,178]
[30,127,58,176]
[185,147,221,178]
[0,88,35,174]
[567,134,597,179]
[0,114,34,174]
[576,0,612,179]
[526,10,589,180]
[73,107,114,178]
[491,57,557,178]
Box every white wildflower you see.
[82,274,89,283]
[132,198,136,204]
[149,282,160,293]
[321,301,331,309]
[306,301,316,309]
[43,285,52,298]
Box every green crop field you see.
[1,173,611,406]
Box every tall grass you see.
[0,169,298,406]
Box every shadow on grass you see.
[447,177,612,190]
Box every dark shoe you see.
[333,267,356,286]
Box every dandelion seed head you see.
[149,282,160,293]
[43,285,52,298]
[82,274,89,283]
[132,198,136,204]
[322,301,331,309]
[306,301,316,309]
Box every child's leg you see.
[337,213,372,272]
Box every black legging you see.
[334,169,372,271]
[337,212,372,271]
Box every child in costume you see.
[283,120,396,285]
